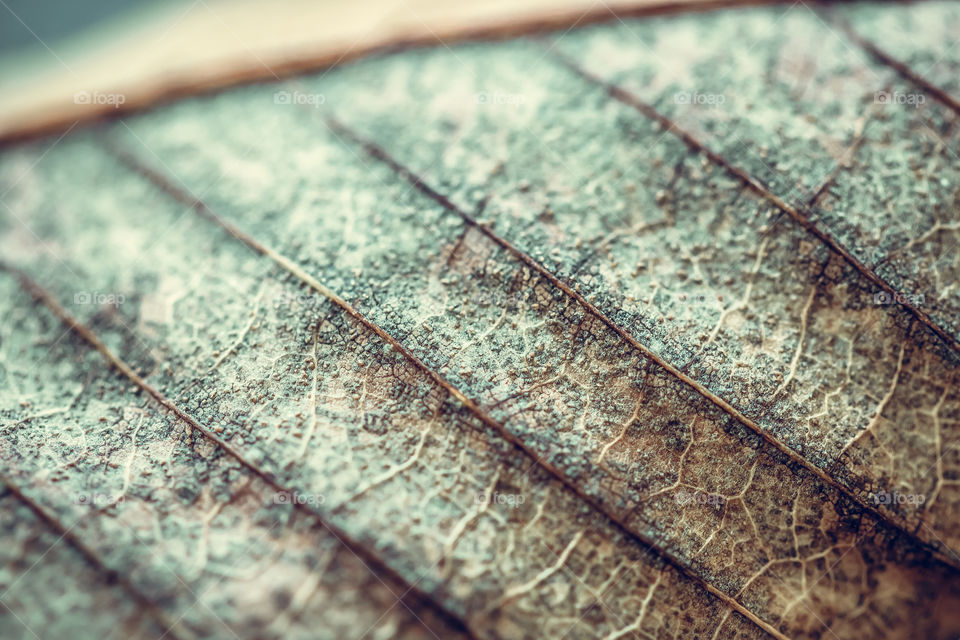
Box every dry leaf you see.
[1,2,959,639]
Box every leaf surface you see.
[1,2,960,639]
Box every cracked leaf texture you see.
[1,2,959,639]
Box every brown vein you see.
[315,109,960,574]
[0,471,189,640]
[103,139,789,640]
[831,11,960,117]
[547,46,960,359]
[2,263,476,640]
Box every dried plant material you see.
[1,2,959,639]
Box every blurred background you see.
[0,0,706,141]
[0,0,164,54]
